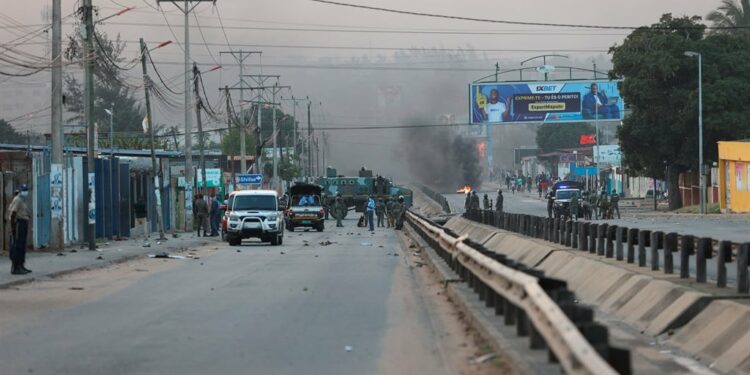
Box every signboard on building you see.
[593,145,622,165]
[470,80,624,124]
[236,174,263,185]
[196,168,222,188]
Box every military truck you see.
[317,167,412,218]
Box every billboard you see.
[593,145,622,165]
[470,80,624,124]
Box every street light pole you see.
[685,51,705,214]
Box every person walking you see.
[392,195,406,230]
[611,189,621,219]
[322,193,330,220]
[495,190,504,212]
[366,195,376,232]
[7,184,32,275]
[194,194,209,237]
[209,194,221,237]
[333,193,346,227]
[570,192,580,221]
[133,195,150,247]
[385,198,394,228]
[547,193,554,219]
[375,198,386,227]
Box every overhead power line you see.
[310,0,740,30]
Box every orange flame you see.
[456,185,473,194]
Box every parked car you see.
[285,182,325,232]
[225,190,284,246]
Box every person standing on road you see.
[483,194,490,210]
[392,195,406,230]
[570,192,580,221]
[375,198,386,227]
[470,191,480,211]
[366,195,376,232]
[385,198,394,228]
[209,194,221,237]
[321,193,330,220]
[333,193,346,227]
[611,189,621,219]
[589,190,599,220]
[505,175,511,191]
[464,191,471,211]
[7,184,32,275]
[194,194,209,237]
[495,190,504,212]
[133,195,150,247]
[547,193,554,219]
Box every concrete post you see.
[605,225,616,258]
[627,228,638,263]
[615,226,626,261]
[680,235,694,279]
[651,231,663,271]
[696,237,712,283]
[738,243,749,294]
[717,240,732,288]
[589,223,598,254]
[664,232,678,274]
[597,223,607,256]
[638,230,650,267]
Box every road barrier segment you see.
[406,210,627,375]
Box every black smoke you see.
[399,118,482,191]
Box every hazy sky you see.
[1,0,725,175]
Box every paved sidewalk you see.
[0,233,219,289]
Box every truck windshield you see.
[556,190,578,200]
[233,195,277,211]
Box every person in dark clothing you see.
[495,190,504,212]
[7,184,31,274]
[194,194,209,237]
[210,194,221,236]
[547,193,554,219]
[133,196,150,247]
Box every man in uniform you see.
[589,190,599,219]
[464,191,471,212]
[321,193,330,220]
[570,191,580,221]
[7,184,32,275]
[375,197,386,228]
[333,193,346,228]
[133,195,150,247]
[483,194,490,210]
[495,190,504,212]
[547,193,554,219]
[470,191,480,210]
[611,189,621,219]
[597,188,610,220]
[385,198,394,228]
[392,195,406,230]
[194,194,209,237]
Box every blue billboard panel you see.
[470,80,624,124]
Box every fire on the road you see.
[456,185,472,194]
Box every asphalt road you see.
[0,219,467,375]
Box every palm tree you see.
[707,0,750,32]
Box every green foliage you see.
[0,119,27,144]
[611,14,750,208]
[221,127,257,156]
[536,123,595,153]
[63,31,144,135]
[263,160,303,181]
[707,0,750,32]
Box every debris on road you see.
[69,287,84,291]
[360,242,373,247]
[96,256,104,260]
[148,253,186,260]
[345,345,353,352]
[470,352,496,364]
[319,240,334,246]
[236,249,241,253]
[280,251,286,255]
[303,287,308,292]
[56,253,65,256]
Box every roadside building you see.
[718,140,750,212]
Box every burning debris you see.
[456,185,473,194]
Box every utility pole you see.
[50,0,63,250]
[307,100,312,177]
[223,85,235,187]
[82,0,96,251]
[281,96,307,170]
[156,0,212,231]
[268,83,290,191]
[219,51,261,173]
[141,38,166,240]
[193,63,208,197]
[239,74,280,177]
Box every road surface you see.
[0,218,507,375]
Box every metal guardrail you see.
[406,211,629,375]
[417,185,452,214]
[464,208,750,293]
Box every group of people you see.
[464,190,505,213]
[355,194,407,231]
[548,188,621,221]
[193,193,223,237]
[504,173,558,198]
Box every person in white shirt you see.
[482,89,507,123]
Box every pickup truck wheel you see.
[287,224,295,232]
[270,233,280,246]
[228,237,241,246]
